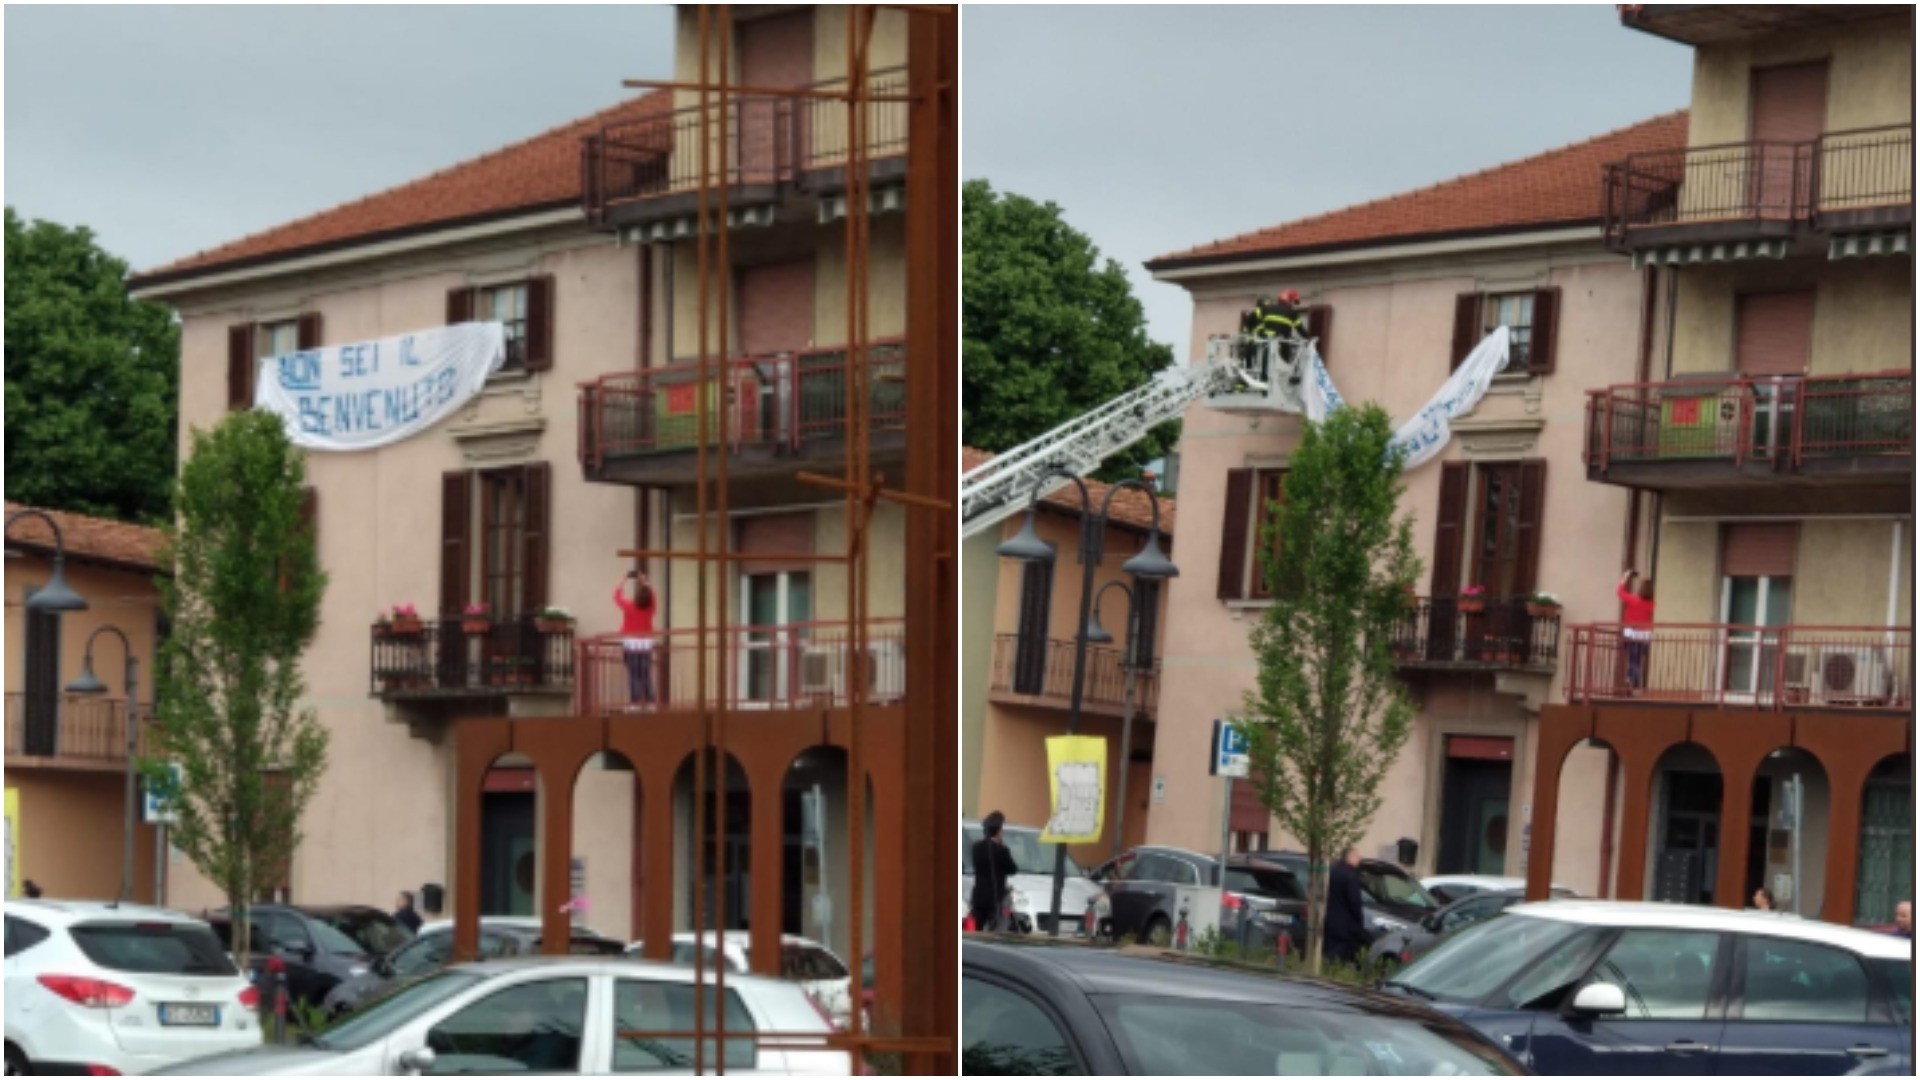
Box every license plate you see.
[159,1003,220,1027]
[1262,912,1294,926]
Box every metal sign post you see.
[1210,720,1250,944]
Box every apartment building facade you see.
[129,6,921,973]
[963,448,1173,869]
[1530,5,1912,925]
[4,505,167,903]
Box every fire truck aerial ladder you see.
[960,336,1305,539]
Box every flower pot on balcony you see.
[390,617,424,637]
[462,619,493,636]
[535,618,573,635]
[1457,599,1486,615]
[1526,602,1560,618]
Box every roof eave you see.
[1146,219,1606,280]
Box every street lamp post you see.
[5,508,92,614]
[997,469,1176,937]
[1085,579,1144,861]
[67,626,139,902]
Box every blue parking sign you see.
[1211,719,1250,779]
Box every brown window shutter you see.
[525,276,556,371]
[1250,470,1290,600]
[1450,293,1482,372]
[1512,460,1547,596]
[1304,305,1333,360]
[440,472,472,618]
[296,313,324,351]
[1722,523,1798,578]
[1217,468,1254,600]
[521,462,552,613]
[281,486,320,594]
[1527,289,1559,375]
[447,287,475,325]
[1012,559,1053,695]
[1430,462,1469,595]
[1735,291,1816,377]
[228,322,257,411]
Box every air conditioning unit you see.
[1812,646,1887,704]
[799,644,842,697]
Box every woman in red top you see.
[614,570,658,705]
[1619,569,1655,690]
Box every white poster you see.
[1301,326,1512,470]
[255,322,506,451]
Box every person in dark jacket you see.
[969,812,1020,932]
[1322,846,1369,965]
[394,891,423,935]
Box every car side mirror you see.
[1421,914,1440,934]
[397,1046,436,1075]
[1568,982,1627,1017]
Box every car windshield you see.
[305,917,370,956]
[1225,867,1305,901]
[1364,867,1436,910]
[69,922,237,977]
[312,971,483,1052]
[323,912,410,956]
[1391,913,1584,1005]
[998,830,1084,877]
[1096,995,1521,1075]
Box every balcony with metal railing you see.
[1565,623,1912,711]
[1602,125,1912,255]
[1389,597,1562,674]
[578,339,907,486]
[5,693,151,770]
[581,68,908,231]
[987,635,1160,721]
[1584,371,1913,490]
[573,619,905,715]
[370,615,575,701]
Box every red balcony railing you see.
[5,692,152,766]
[370,615,575,698]
[1389,596,1561,671]
[575,619,905,714]
[1565,623,1912,710]
[581,68,907,225]
[1585,371,1913,474]
[988,635,1160,719]
[1602,125,1912,247]
[579,340,907,470]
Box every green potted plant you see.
[1526,591,1562,619]
[535,606,576,635]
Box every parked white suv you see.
[5,901,261,1075]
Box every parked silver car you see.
[156,957,848,1074]
[962,819,1104,935]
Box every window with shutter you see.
[296,313,324,351]
[1450,294,1482,372]
[22,599,60,756]
[1217,469,1254,601]
[441,472,472,619]
[521,462,551,613]
[1249,469,1294,600]
[1012,560,1053,695]
[525,276,555,372]
[1431,463,1469,596]
[447,286,476,326]
[228,323,258,411]
[1527,289,1559,375]
[1303,305,1333,360]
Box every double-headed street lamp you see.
[67,626,140,902]
[997,469,1176,937]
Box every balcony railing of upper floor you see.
[1389,596,1561,674]
[988,635,1161,721]
[5,692,152,768]
[582,67,908,228]
[574,618,905,715]
[1565,623,1913,711]
[1602,125,1913,250]
[1584,371,1913,488]
[578,339,907,485]
[370,614,575,700]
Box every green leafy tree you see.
[962,180,1176,478]
[144,411,327,966]
[1239,406,1420,973]
[4,207,179,523]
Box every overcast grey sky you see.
[963,5,1693,352]
[5,5,674,272]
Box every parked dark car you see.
[1381,901,1914,1075]
[1369,887,1577,971]
[1251,850,1440,939]
[204,905,385,1011]
[1089,846,1300,950]
[962,936,1525,1074]
[320,919,625,1016]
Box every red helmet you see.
[1278,289,1302,306]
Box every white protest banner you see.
[255,322,506,451]
[1301,326,1510,470]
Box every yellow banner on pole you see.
[1041,736,1106,844]
[5,788,20,899]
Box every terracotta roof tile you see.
[963,448,1175,535]
[1148,111,1688,269]
[4,503,168,574]
[131,92,670,285]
